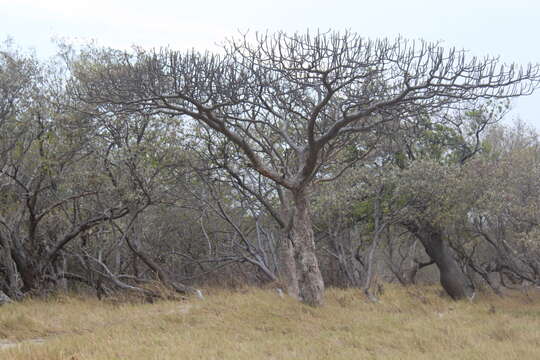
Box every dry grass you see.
[1,285,539,359]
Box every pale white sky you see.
[2,0,539,126]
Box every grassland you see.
[0,285,539,359]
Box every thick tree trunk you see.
[279,233,300,299]
[291,189,325,306]
[0,237,23,299]
[405,220,472,300]
[9,247,40,293]
[363,194,384,302]
[277,192,300,299]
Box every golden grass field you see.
[0,285,539,359]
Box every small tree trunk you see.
[405,220,472,300]
[58,255,68,292]
[291,189,325,306]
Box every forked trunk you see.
[405,220,472,300]
[291,189,325,306]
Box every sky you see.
[2,0,540,127]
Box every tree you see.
[69,31,540,305]
[0,51,134,297]
[459,122,540,291]
[0,43,174,298]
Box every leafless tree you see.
[69,31,540,305]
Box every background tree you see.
[0,49,132,297]
[386,104,505,299]
[454,121,540,292]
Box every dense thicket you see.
[1,33,539,305]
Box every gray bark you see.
[0,235,22,299]
[405,220,473,300]
[291,189,325,306]
[279,233,300,299]
[278,190,300,299]
[363,193,384,302]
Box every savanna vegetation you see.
[1,286,540,359]
[1,31,540,357]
